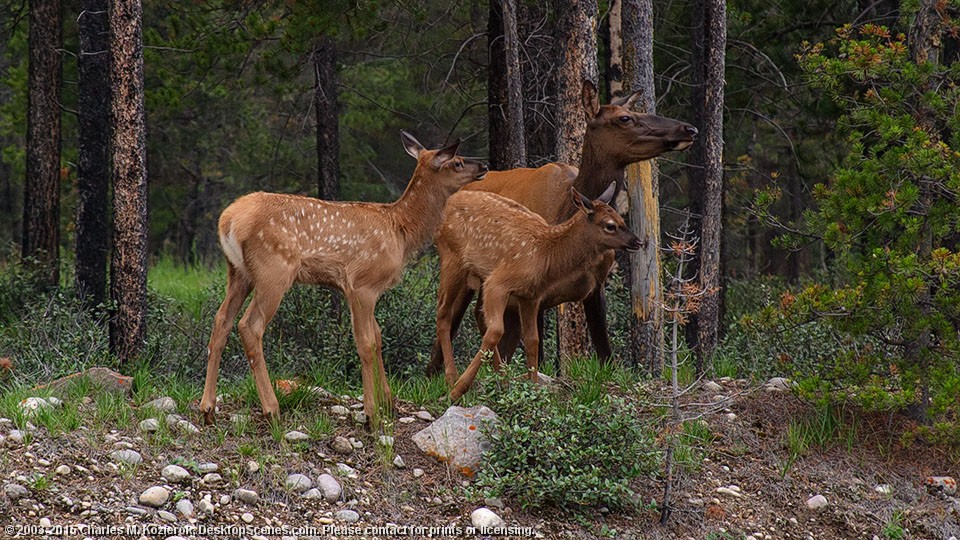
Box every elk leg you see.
[433,267,473,387]
[237,276,291,420]
[347,288,392,426]
[583,288,613,362]
[518,300,542,383]
[427,287,474,378]
[496,308,522,364]
[450,286,506,401]
[200,264,253,424]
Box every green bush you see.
[475,372,659,513]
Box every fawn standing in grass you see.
[435,183,641,399]
[200,132,487,426]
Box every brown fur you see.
[428,82,697,374]
[200,133,486,426]
[436,187,641,400]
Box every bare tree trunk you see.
[76,0,110,306]
[620,0,664,373]
[0,39,18,248]
[518,2,556,164]
[488,0,526,170]
[314,36,339,201]
[689,0,726,371]
[109,0,148,364]
[554,0,599,359]
[23,0,62,288]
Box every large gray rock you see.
[471,507,505,529]
[285,474,312,493]
[36,367,133,397]
[316,474,342,502]
[139,486,170,508]
[110,449,143,466]
[142,396,177,413]
[412,405,498,475]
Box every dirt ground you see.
[1,381,958,540]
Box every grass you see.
[780,403,860,477]
[147,257,224,317]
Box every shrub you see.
[475,372,659,513]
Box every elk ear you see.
[433,139,462,166]
[597,182,617,204]
[401,130,426,159]
[581,80,601,118]
[610,89,643,110]
[571,186,595,214]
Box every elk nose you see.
[685,125,699,137]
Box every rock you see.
[175,499,194,518]
[284,430,310,443]
[925,476,958,495]
[352,412,367,424]
[285,473,312,493]
[219,495,231,505]
[726,413,738,421]
[330,436,353,454]
[201,473,222,485]
[55,465,70,475]
[336,509,360,523]
[765,377,794,392]
[142,397,177,413]
[316,474,342,503]
[138,486,170,508]
[378,435,394,447]
[246,461,260,474]
[302,488,322,499]
[412,405,499,475]
[413,468,424,478]
[241,512,254,524]
[7,430,24,444]
[19,397,54,417]
[165,414,184,427]
[336,463,358,478]
[36,367,133,398]
[175,420,200,435]
[233,488,259,505]
[197,499,215,516]
[157,510,177,522]
[535,371,554,386]
[398,416,415,424]
[393,455,406,469]
[110,449,143,466]
[716,486,743,498]
[806,494,828,510]
[139,418,160,432]
[703,381,723,393]
[39,517,52,528]
[161,465,191,483]
[330,405,350,416]
[414,410,434,422]
[4,484,28,500]
[125,506,148,516]
[484,497,504,509]
[197,462,218,473]
[874,484,893,495]
[350,437,363,449]
[471,507,505,529]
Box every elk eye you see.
[604,223,617,232]
[619,115,631,123]
[455,161,463,169]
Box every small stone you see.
[284,430,310,443]
[233,488,259,505]
[471,507,505,529]
[197,462,219,473]
[806,494,828,510]
[246,460,260,474]
[330,436,353,454]
[38,458,52,466]
[165,414,184,427]
[143,397,177,413]
[219,494,231,505]
[55,465,70,476]
[484,497,504,509]
[716,486,743,498]
[125,506,148,516]
[19,397,53,417]
[329,405,350,416]
[703,381,723,393]
[241,512,254,524]
[378,435,394,447]
[398,416,415,424]
[712,394,728,403]
[175,499,194,518]
[765,377,794,392]
[201,473,222,485]
[302,488,322,499]
[138,486,170,508]
[110,449,143,466]
[726,413,738,421]
[393,455,406,469]
[285,473,313,493]
[175,420,200,435]
[161,465,191,483]
[157,510,177,522]
[875,484,893,495]
[316,474,342,503]
[413,468,424,478]
[336,509,360,523]
[7,430,24,444]
[197,499,215,516]
[414,410,434,421]
[139,418,160,432]
[39,517,52,528]
[350,437,363,449]
[336,463,358,478]
[924,476,958,495]
[352,411,367,424]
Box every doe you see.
[200,132,487,425]
[435,183,641,400]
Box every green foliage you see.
[474,370,659,513]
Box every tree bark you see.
[314,35,339,201]
[23,0,62,288]
[0,38,17,248]
[689,0,727,371]
[488,0,526,170]
[554,0,599,359]
[76,0,110,307]
[621,0,664,373]
[109,0,148,364]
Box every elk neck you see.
[575,135,628,200]
[384,169,451,257]
[537,211,607,280]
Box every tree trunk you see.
[689,0,727,371]
[0,39,17,248]
[109,0,148,364]
[554,0,599,359]
[23,0,62,288]
[518,2,556,164]
[76,0,111,307]
[621,0,664,373]
[314,36,339,201]
[488,0,526,170]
